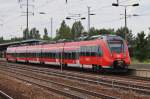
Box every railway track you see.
[1,59,150,81]
[0,63,118,99]
[0,90,13,99]
[0,62,150,97]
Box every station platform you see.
[129,64,150,78]
[129,64,150,70]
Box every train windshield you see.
[108,40,124,54]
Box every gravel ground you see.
[1,68,149,99]
[0,62,149,99]
[0,74,66,99]
[0,96,4,99]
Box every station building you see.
[0,39,44,58]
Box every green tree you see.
[56,20,71,40]
[43,28,50,40]
[71,21,84,40]
[11,37,23,42]
[23,28,29,40]
[0,37,4,43]
[116,27,134,44]
[89,27,99,36]
[146,31,150,58]
[134,31,149,61]
[29,29,33,39]
[99,28,115,35]
[35,30,41,39]
[29,28,41,39]
[116,27,128,39]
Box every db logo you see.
[117,55,120,58]
[86,58,90,61]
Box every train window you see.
[53,52,56,58]
[51,52,54,58]
[80,46,85,56]
[85,46,91,56]
[69,52,72,59]
[91,46,97,56]
[43,53,45,58]
[108,40,124,54]
[50,52,52,58]
[35,53,36,57]
[47,52,50,58]
[80,46,102,57]
[64,52,68,59]
[91,52,96,56]
[34,53,35,57]
[56,52,59,59]
[58,52,62,59]
[64,52,66,59]
[55,52,58,59]
[28,53,30,57]
[72,52,76,59]
[67,52,69,59]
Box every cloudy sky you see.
[0,0,149,39]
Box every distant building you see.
[0,39,44,58]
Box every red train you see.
[6,35,131,71]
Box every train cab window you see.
[107,39,124,54]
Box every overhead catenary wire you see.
[79,0,134,15]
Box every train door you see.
[97,45,103,66]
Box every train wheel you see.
[40,62,44,64]
[63,64,67,68]
[26,60,29,64]
[15,59,17,63]
[96,66,102,73]
[92,65,102,73]
[81,65,84,71]
[92,65,97,72]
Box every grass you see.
[131,57,150,64]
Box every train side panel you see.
[6,47,17,62]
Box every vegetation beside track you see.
[131,58,150,64]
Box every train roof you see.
[1,39,45,51]
[7,35,123,48]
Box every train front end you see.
[107,36,131,69]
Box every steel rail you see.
[4,64,150,89]
[2,63,150,86]
[0,60,150,81]
[0,63,150,95]
[0,90,13,99]
[3,62,150,84]
[0,69,94,99]
[0,67,118,99]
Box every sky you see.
[0,0,150,39]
